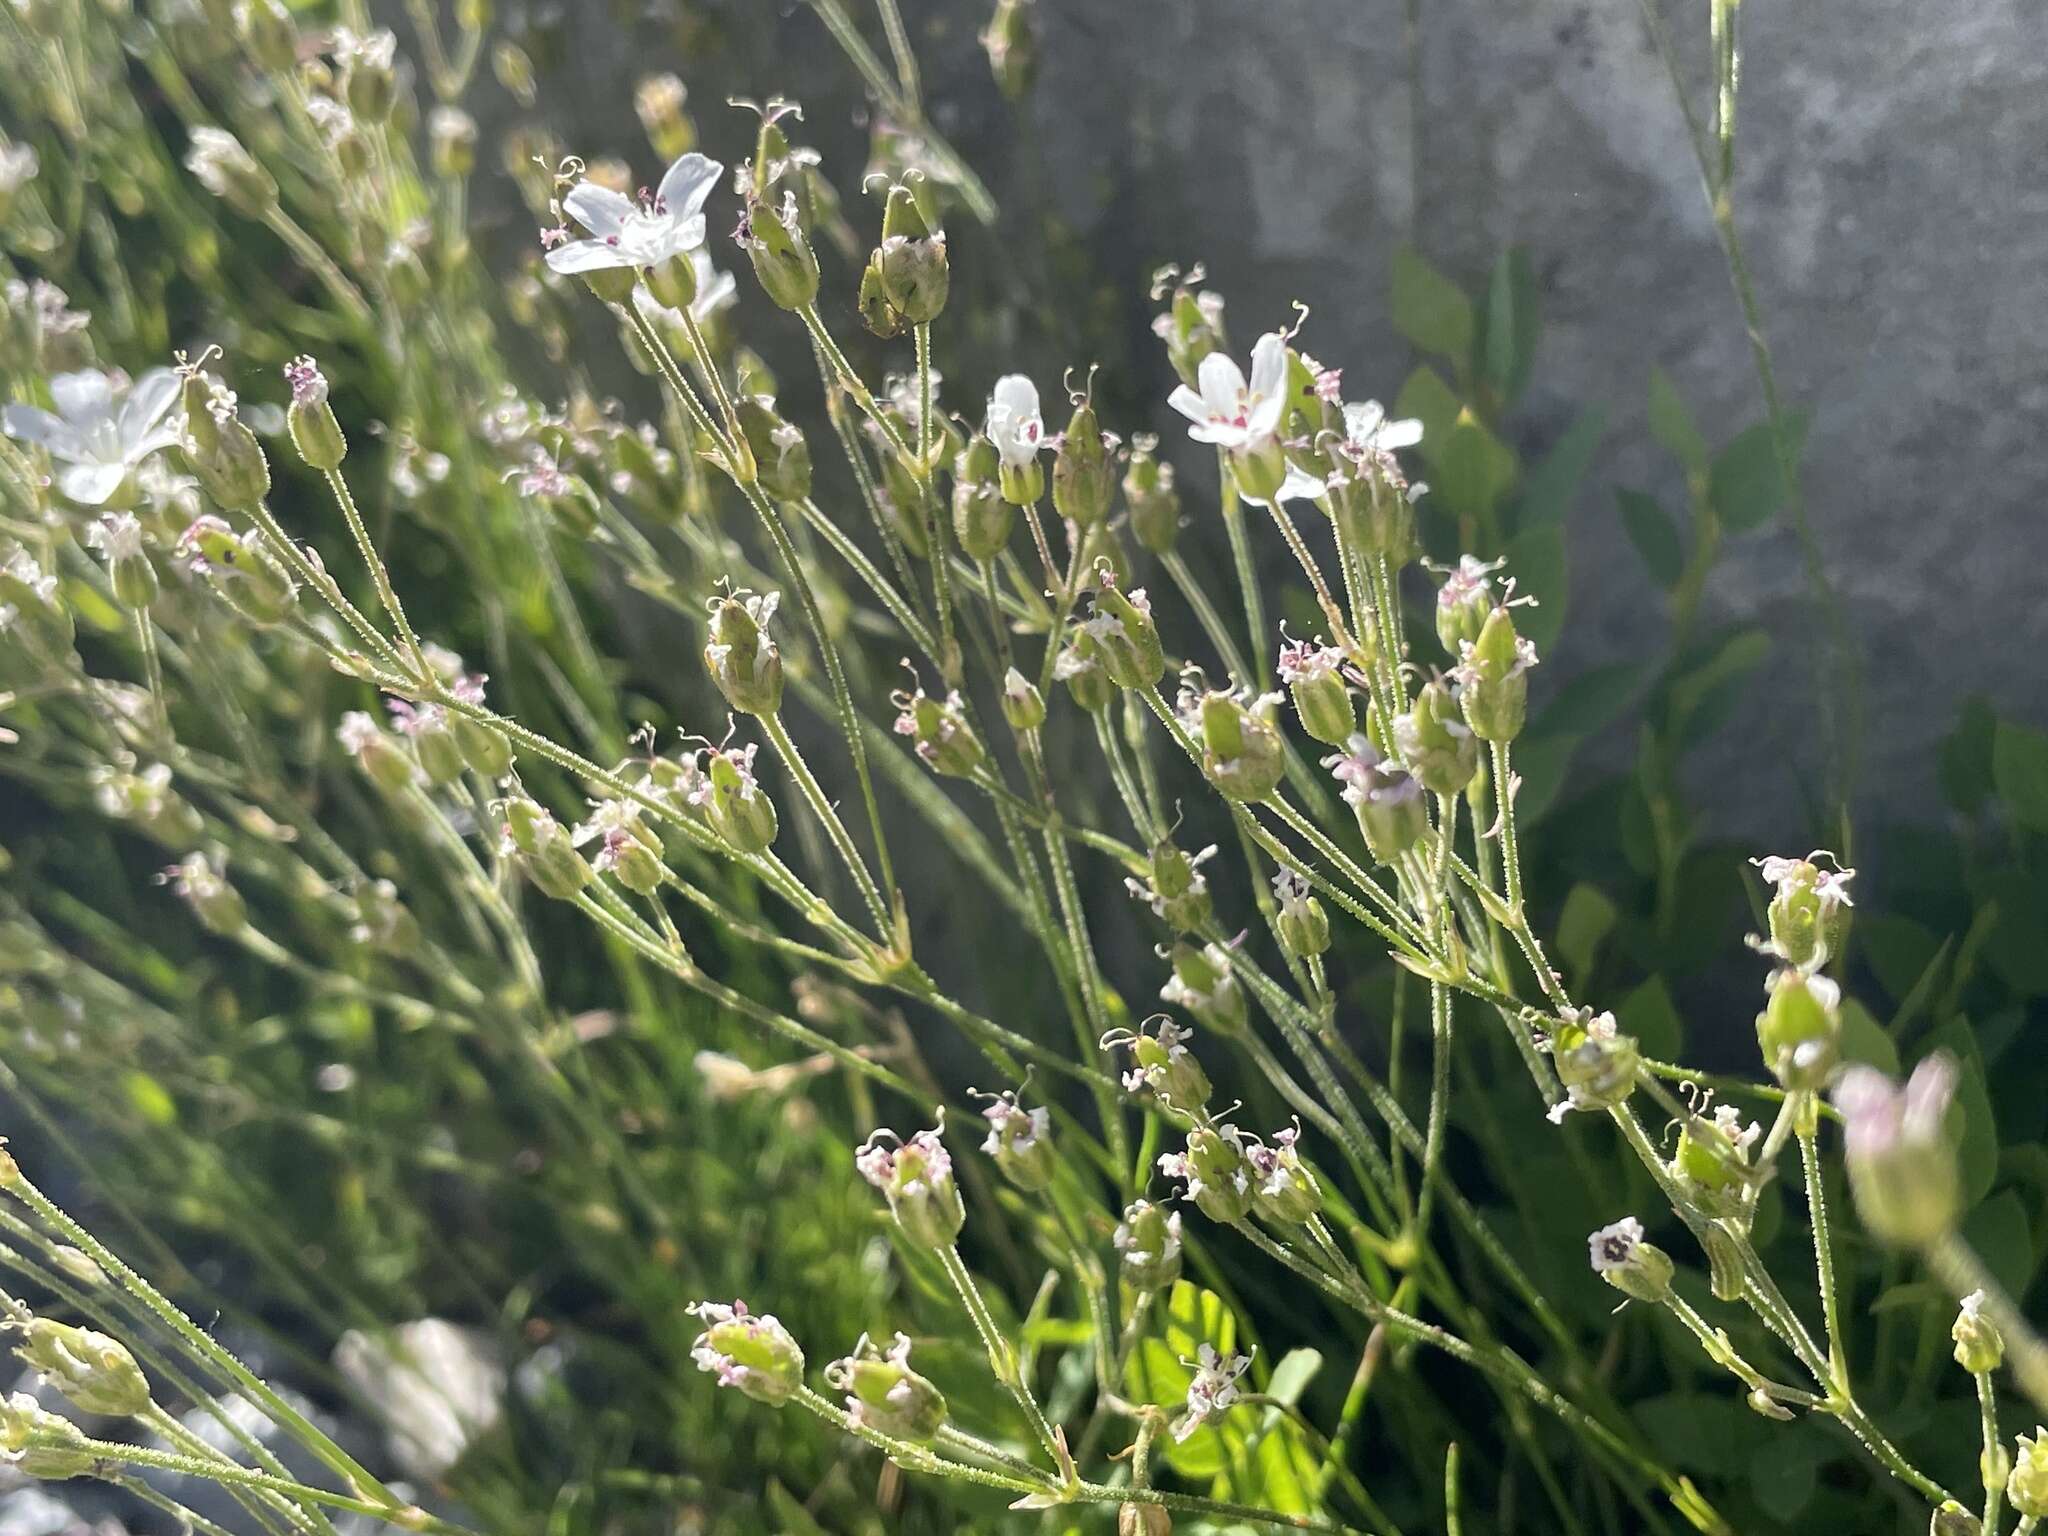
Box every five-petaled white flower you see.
[1587,1216,1645,1274]
[545,153,724,275]
[1340,399,1424,457]
[3,368,181,507]
[1168,330,1289,451]
[985,374,1044,468]
[1174,1343,1252,1442]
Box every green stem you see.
[1979,1370,2004,1535]
[761,710,891,934]
[320,467,429,680]
[1798,1122,1846,1389]
[940,1245,1061,1463]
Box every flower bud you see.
[635,74,693,161]
[1000,668,1046,731]
[1702,1221,1748,1302]
[0,552,73,655]
[1156,282,1226,391]
[1394,680,1478,796]
[1123,435,1182,555]
[18,1319,150,1417]
[1756,970,1841,1089]
[892,684,985,778]
[703,590,784,716]
[446,692,513,779]
[1246,1124,1322,1225]
[1272,868,1330,959]
[85,513,156,609]
[1331,474,1418,563]
[2010,1428,2048,1519]
[979,1092,1055,1192]
[1115,1200,1184,1292]
[704,743,778,854]
[1120,1507,1172,1536]
[1434,556,1498,658]
[1161,941,1246,1038]
[827,1333,948,1442]
[342,30,399,123]
[338,711,416,794]
[177,516,298,628]
[984,374,1047,505]
[92,764,203,848]
[1129,838,1214,935]
[644,246,699,311]
[1277,635,1354,746]
[1052,394,1116,528]
[1550,1011,1640,1118]
[351,878,421,957]
[1835,1056,1960,1248]
[1076,568,1163,690]
[1931,1501,1984,1536]
[952,436,1013,561]
[1457,606,1535,744]
[738,191,818,311]
[1324,735,1427,863]
[735,395,812,503]
[390,701,465,786]
[874,180,948,324]
[576,802,669,896]
[1753,853,1855,971]
[235,0,298,74]
[1187,686,1286,802]
[0,1392,92,1480]
[857,255,906,339]
[1670,1105,1759,1219]
[857,1124,965,1250]
[688,1299,803,1407]
[1108,1017,1211,1114]
[184,127,276,218]
[163,852,247,937]
[1953,1290,2004,1375]
[981,0,1038,100]
[1161,1125,1252,1224]
[1587,1217,1673,1305]
[178,367,270,507]
[1055,640,1116,714]
[500,797,591,901]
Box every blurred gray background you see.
[478,0,2048,839]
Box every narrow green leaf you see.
[1478,247,1540,408]
[1390,246,1475,364]
[1513,407,1604,531]
[1992,719,2048,832]
[1647,366,1708,476]
[1617,487,1684,589]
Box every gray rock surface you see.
[499,0,2048,838]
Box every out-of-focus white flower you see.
[333,1319,505,1480]
[2,369,181,506]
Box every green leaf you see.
[1395,366,1465,470]
[1992,719,2048,832]
[1961,1189,2033,1295]
[1647,366,1708,476]
[1617,487,1685,589]
[1390,246,1474,364]
[1477,247,1540,408]
[1265,1347,1322,1406]
[1616,974,1683,1059]
[1940,693,1997,814]
[1708,414,1808,532]
[1835,998,1899,1077]
[1127,1282,1238,1480]
[121,1071,178,1127]
[1528,659,1643,746]
[1668,627,1770,745]
[1504,523,1566,652]
[1434,413,1519,526]
[1513,407,1604,532]
[1556,883,1618,988]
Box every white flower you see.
[1587,1216,1645,1274]
[85,512,145,563]
[1340,399,1424,456]
[545,152,724,275]
[2,368,181,506]
[1174,1343,1251,1442]
[0,142,36,196]
[333,1319,505,1481]
[985,374,1044,468]
[1167,330,1289,451]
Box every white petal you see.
[657,153,725,219]
[992,373,1040,420]
[1377,416,1424,450]
[545,238,633,275]
[1166,384,1209,425]
[49,370,115,426]
[58,461,129,506]
[563,181,634,238]
[649,212,707,265]
[1247,331,1289,406]
[1194,351,1246,417]
[118,368,180,444]
[2,405,86,460]
[1252,462,1330,508]
[691,265,737,320]
[1187,420,1247,447]
[1343,400,1385,442]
